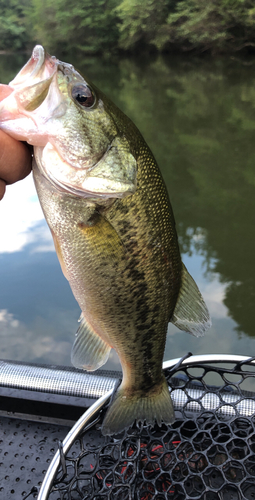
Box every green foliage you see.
[0,0,30,51]
[1,0,255,54]
[165,0,255,52]
[26,0,120,55]
[115,0,173,50]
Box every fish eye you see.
[71,84,95,108]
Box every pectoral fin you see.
[171,263,211,337]
[50,229,68,279]
[71,315,111,371]
[78,212,125,261]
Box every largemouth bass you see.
[0,46,211,435]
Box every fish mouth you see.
[0,46,65,143]
[0,46,58,129]
[10,45,57,89]
[8,46,59,113]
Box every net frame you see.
[37,354,255,500]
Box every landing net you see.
[38,354,255,500]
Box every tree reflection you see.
[2,52,255,339]
[80,55,255,338]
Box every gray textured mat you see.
[0,417,70,499]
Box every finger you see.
[0,179,6,200]
[0,129,32,184]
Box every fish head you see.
[0,45,137,199]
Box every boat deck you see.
[0,360,118,499]
[0,416,69,499]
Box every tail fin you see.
[101,375,174,436]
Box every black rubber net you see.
[42,356,255,500]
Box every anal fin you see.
[171,263,211,337]
[71,315,111,371]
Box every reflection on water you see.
[0,53,255,369]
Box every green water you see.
[0,53,255,369]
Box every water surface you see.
[0,53,255,370]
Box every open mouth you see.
[10,45,58,90]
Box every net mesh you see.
[45,356,255,500]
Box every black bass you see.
[0,46,211,435]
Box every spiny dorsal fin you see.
[171,263,211,337]
[71,315,111,371]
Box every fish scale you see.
[0,45,211,435]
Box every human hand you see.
[0,84,32,200]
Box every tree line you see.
[1,0,255,55]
